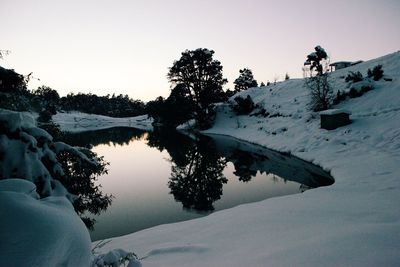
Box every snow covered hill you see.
[97,51,400,266]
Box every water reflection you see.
[62,127,146,148]
[168,140,227,211]
[147,130,334,212]
[63,127,334,240]
[60,127,147,228]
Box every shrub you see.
[367,65,384,81]
[345,71,363,83]
[37,110,53,123]
[333,90,346,105]
[232,95,255,115]
[349,88,361,98]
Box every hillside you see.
[97,51,400,266]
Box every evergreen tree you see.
[233,68,258,93]
[304,45,328,76]
[167,48,227,113]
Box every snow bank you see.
[0,179,91,266]
[53,111,153,133]
[96,51,400,266]
[0,109,104,266]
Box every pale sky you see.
[1,0,399,101]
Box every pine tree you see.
[233,68,258,93]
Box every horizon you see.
[1,0,399,102]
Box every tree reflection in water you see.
[60,127,334,228]
[59,127,147,228]
[229,150,258,183]
[148,130,334,213]
[61,127,147,148]
[148,130,227,211]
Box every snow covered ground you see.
[94,51,400,266]
[53,111,153,133]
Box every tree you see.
[285,73,290,80]
[304,45,328,76]
[304,46,333,111]
[0,66,27,93]
[32,86,60,114]
[233,68,258,92]
[167,48,227,123]
[146,85,196,127]
[305,74,333,111]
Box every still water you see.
[63,128,334,241]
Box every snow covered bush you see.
[92,243,141,267]
[0,109,112,228]
[345,71,363,83]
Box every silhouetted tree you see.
[148,84,196,127]
[304,46,333,111]
[60,93,146,117]
[304,45,328,76]
[0,66,27,93]
[167,48,227,128]
[234,68,258,92]
[32,86,60,114]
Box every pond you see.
[62,127,334,241]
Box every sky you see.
[1,0,399,102]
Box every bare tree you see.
[305,74,333,111]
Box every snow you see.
[319,108,351,115]
[0,179,91,267]
[93,51,400,266]
[1,51,400,266]
[0,110,102,266]
[53,111,153,133]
